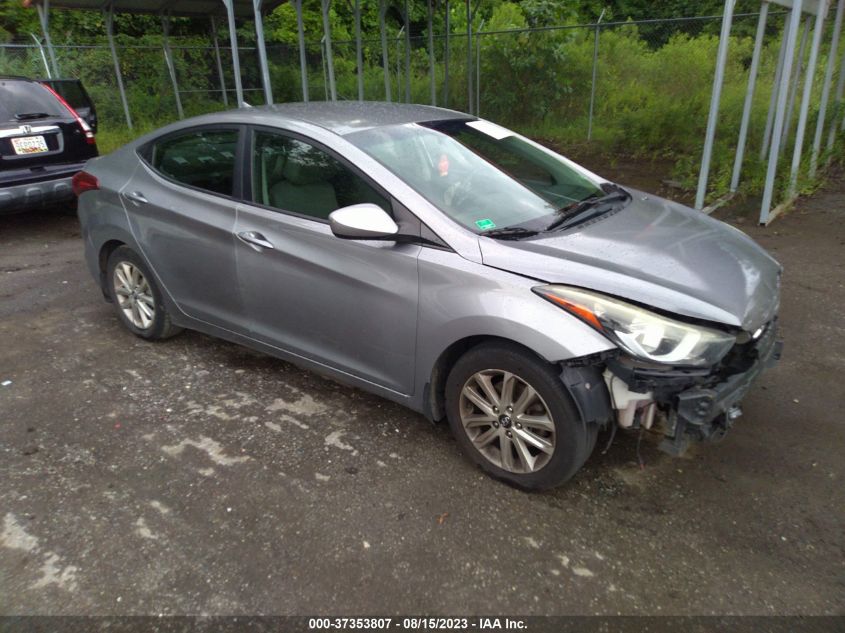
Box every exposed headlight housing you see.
[534,285,736,367]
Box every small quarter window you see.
[148,129,238,197]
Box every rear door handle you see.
[236,231,275,251]
[124,191,148,205]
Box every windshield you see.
[347,119,605,233]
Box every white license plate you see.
[11,135,49,155]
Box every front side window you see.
[251,130,390,220]
[148,129,238,197]
[347,119,605,233]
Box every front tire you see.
[445,342,597,490]
[105,246,182,341]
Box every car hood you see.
[479,191,782,332]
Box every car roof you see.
[236,101,471,136]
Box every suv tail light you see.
[72,171,99,197]
[40,83,96,145]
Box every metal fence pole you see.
[811,0,844,176]
[761,12,792,160]
[780,14,812,152]
[30,34,52,79]
[222,0,244,107]
[253,0,273,105]
[587,9,606,141]
[788,1,828,197]
[210,16,229,107]
[404,0,411,103]
[396,27,404,97]
[161,12,184,119]
[105,4,133,129]
[428,0,436,105]
[379,0,391,101]
[475,20,483,115]
[355,0,364,101]
[321,0,337,101]
[444,0,450,108]
[294,0,309,102]
[466,0,472,114]
[827,38,845,150]
[695,0,737,210]
[321,36,329,100]
[36,0,60,78]
[731,1,769,192]
[761,0,805,224]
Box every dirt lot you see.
[0,168,843,616]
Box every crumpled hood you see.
[479,190,782,332]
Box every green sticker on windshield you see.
[475,218,496,231]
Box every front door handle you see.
[236,230,275,251]
[124,191,148,205]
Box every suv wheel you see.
[106,246,182,340]
[445,342,597,490]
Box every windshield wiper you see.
[544,188,630,232]
[480,226,539,240]
[15,112,51,121]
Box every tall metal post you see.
[788,0,829,196]
[760,1,804,224]
[762,13,792,160]
[222,0,244,107]
[695,0,737,210]
[30,33,52,79]
[105,4,133,129]
[444,0,450,107]
[731,1,769,192]
[404,0,411,103]
[355,0,364,101]
[253,0,273,105]
[466,0,472,114]
[161,12,184,119]
[321,0,337,101]
[587,9,606,141]
[380,0,392,101]
[827,40,845,150]
[475,19,483,115]
[811,0,844,176]
[210,16,229,107]
[36,0,60,78]
[780,15,812,152]
[428,0,436,105]
[293,0,309,102]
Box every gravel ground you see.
[0,172,843,616]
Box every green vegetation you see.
[1,0,840,203]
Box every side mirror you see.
[329,203,399,240]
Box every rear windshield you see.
[0,80,64,122]
[43,80,89,111]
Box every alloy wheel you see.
[113,261,155,330]
[459,369,556,474]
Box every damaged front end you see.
[598,318,782,455]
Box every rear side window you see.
[147,128,238,197]
[0,80,64,122]
[43,81,90,111]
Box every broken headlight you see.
[534,285,736,367]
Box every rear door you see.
[234,126,421,394]
[123,125,246,331]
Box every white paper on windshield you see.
[466,120,512,140]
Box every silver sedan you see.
[74,102,782,489]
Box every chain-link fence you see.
[2,10,840,193]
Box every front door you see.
[234,128,420,394]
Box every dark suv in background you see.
[0,76,98,214]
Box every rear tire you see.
[105,246,182,341]
[445,342,597,490]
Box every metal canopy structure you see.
[696,0,845,224]
[32,0,287,128]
